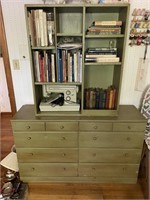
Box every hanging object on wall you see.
[129,8,150,46]
[135,57,149,92]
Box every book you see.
[62,50,67,82]
[33,51,40,82]
[34,10,41,46]
[87,47,117,53]
[28,10,36,47]
[94,21,122,26]
[51,53,56,82]
[96,57,120,62]
[85,54,117,58]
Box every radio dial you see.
[66,96,71,101]
[66,90,71,95]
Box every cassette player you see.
[42,85,78,104]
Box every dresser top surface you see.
[11,105,146,122]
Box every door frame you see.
[0,2,16,115]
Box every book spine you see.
[94,21,122,26]
[51,54,56,82]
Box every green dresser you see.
[11,105,146,183]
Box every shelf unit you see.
[25,3,130,116]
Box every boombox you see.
[42,85,78,104]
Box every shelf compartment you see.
[56,7,83,35]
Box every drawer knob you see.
[63,167,66,171]
[126,137,131,141]
[27,137,31,140]
[62,153,66,156]
[93,137,97,140]
[32,167,35,171]
[128,126,131,130]
[60,126,64,129]
[27,126,31,129]
[94,126,98,130]
[30,153,34,156]
[124,153,128,157]
[61,136,66,140]
[92,167,95,170]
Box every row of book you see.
[57,47,82,83]
[33,48,82,83]
[87,20,122,35]
[84,86,117,109]
[85,47,120,63]
[33,51,56,82]
[28,9,54,47]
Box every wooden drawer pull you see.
[128,126,131,130]
[93,137,97,140]
[27,137,31,140]
[32,167,35,171]
[93,126,98,130]
[60,126,64,129]
[26,126,31,129]
[61,136,66,140]
[92,167,95,170]
[62,153,66,156]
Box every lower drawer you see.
[79,148,141,163]
[79,163,139,178]
[17,148,78,162]
[19,163,78,177]
[79,132,144,148]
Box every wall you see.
[1,0,150,111]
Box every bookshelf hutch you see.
[11,2,147,183]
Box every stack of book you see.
[85,47,120,63]
[87,20,122,35]
[84,86,117,110]
[57,43,82,83]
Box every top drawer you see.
[46,122,78,131]
[113,123,146,132]
[79,122,112,132]
[12,122,45,132]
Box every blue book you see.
[57,49,62,82]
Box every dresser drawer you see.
[17,148,78,162]
[79,148,141,163]
[12,122,45,132]
[46,122,78,131]
[79,132,144,148]
[79,164,139,178]
[79,122,112,132]
[19,163,78,177]
[113,123,146,132]
[14,132,78,148]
